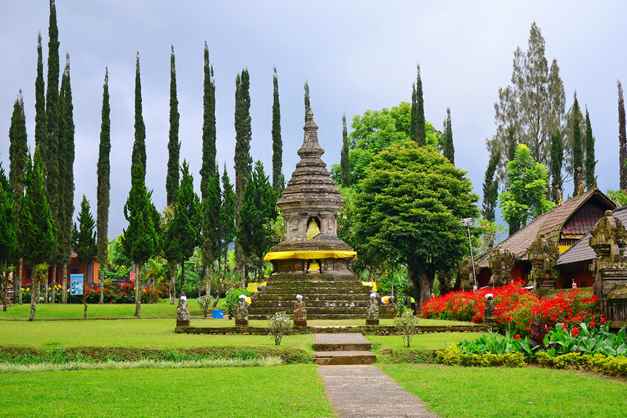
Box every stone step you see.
[263,283,369,290]
[250,300,370,308]
[256,290,370,296]
[248,307,368,315]
[314,351,376,365]
[313,333,372,352]
[248,313,371,320]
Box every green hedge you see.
[435,346,526,368]
[536,352,627,377]
[0,346,312,365]
[377,349,438,364]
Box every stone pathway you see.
[319,365,437,418]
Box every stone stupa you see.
[248,107,393,319]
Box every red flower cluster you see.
[422,284,599,338]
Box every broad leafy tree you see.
[500,144,554,235]
[352,140,478,308]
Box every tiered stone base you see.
[248,272,395,320]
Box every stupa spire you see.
[298,106,324,159]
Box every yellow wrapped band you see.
[264,250,357,261]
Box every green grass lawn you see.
[382,364,627,418]
[369,332,485,352]
[0,365,333,418]
[0,319,313,350]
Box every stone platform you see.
[248,272,395,320]
[314,333,375,365]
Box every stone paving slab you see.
[318,365,437,418]
[314,333,370,345]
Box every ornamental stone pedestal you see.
[248,107,394,320]
[590,210,627,328]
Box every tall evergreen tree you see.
[571,94,584,195]
[234,69,252,280]
[410,84,417,140]
[57,55,75,304]
[123,53,158,318]
[441,108,455,163]
[0,166,16,311]
[199,43,221,292]
[44,0,60,224]
[9,94,29,201]
[165,161,200,298]
[549,130,564,203]
[219,166,236,271]
[414,66,426,146]
[96,68,111,304]
[75,196,96,318]
[35,33,46,150]
[21,148,56,320]
[238,161,277,279]
[584,109,596,190]
[619,81,627,190]
[271,68,284,191]
[166,46,180,207]
[340,114,351,187]
[482,142,500,223]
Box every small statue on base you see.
[484,293,495,322]
[293,294,307,327]
[235,294,249,327]
[176,294,190,327]
[366,292,379,326]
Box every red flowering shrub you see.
[422,284,599,339]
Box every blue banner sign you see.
[70,274,84,296]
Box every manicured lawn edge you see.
[176,324,489,335]
[0,345,313,365]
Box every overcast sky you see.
[1,1,626,237]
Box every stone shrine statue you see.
[293,294,307,327]
[235,294,249,327]
[176,294,190,327]
[366,292,380,326]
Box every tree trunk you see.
[99,263,104,304]
[83,261,90,319]
[419,271,433,308]
[134,263,141,318]
[2,270,8,311]
[29,271,40,321]
[179,262,186,294]
[407,256,433,313]
[61,262,67,304]
[16,259,22,304]
[50,264,57,304]
[45,265,53,304]
[169,261,176,304]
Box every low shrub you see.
[377,348,438,364]
[536,352,627,377]
[436,345,526,368]
[543,323,626,356]
[269,312,291,346]
[223,288,251,318]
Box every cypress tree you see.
[22,148,56,320]
[35,33,46,150]
[199,43,220,293]
[45,0,60,224]
[57,55,75,304]
[304,81,311,116]
[340,114,351,186]
[200,43,217,200]
[123,53,158,318]
[238,161,277,279]
[0,165,17,310]
[571,94,584,195]
[550,130,564,203]
[271,68,284,191]
[442,108,455,163]
[619,81,627,190]
[166,46,180,207]
[75,195,96,319]
[584,109,596,190]
[165,161,201,297]
[234,69,252,280]
[414,66,426,146]
[219,166,236,272]
[9,94,29,201]
[482,143,500,223]
[410,84,417,140]
[96,68,111,304]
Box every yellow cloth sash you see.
[264,250,357,261]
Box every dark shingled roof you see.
[478,189,615,268]
[557,206,627,266]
